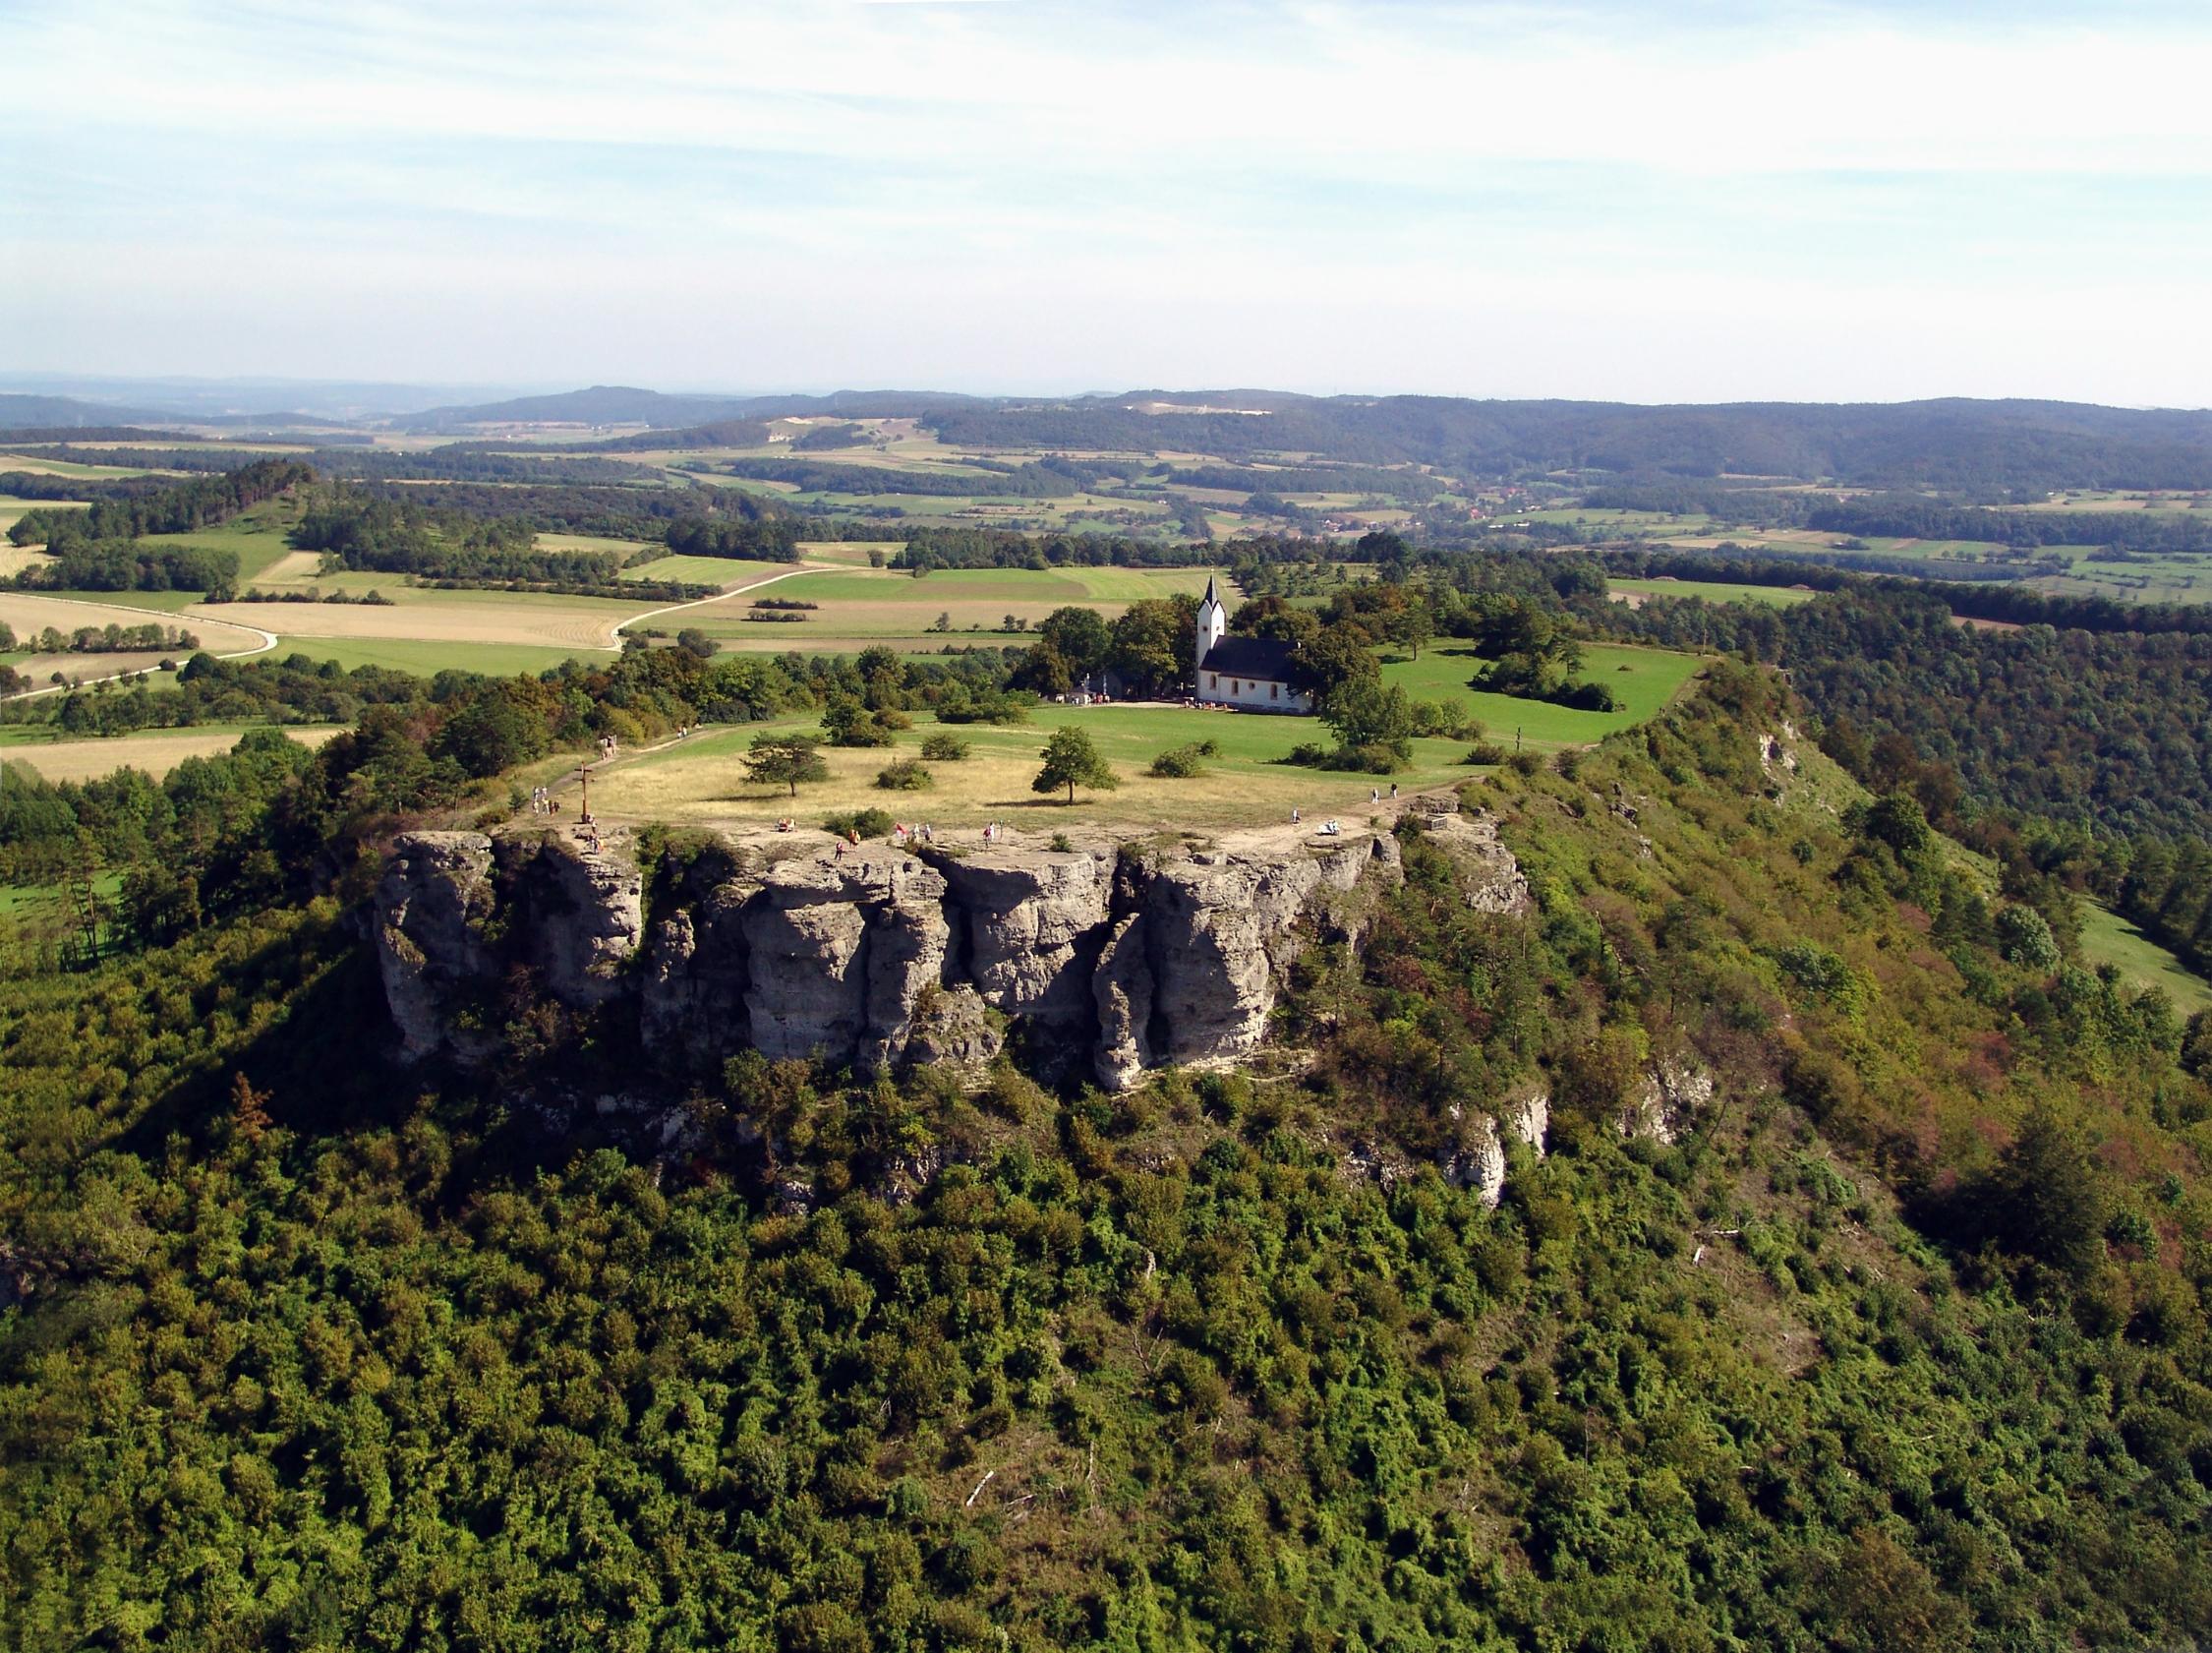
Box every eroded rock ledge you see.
[372,805,1529,1090]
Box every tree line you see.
[8,458,313,550]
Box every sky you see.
[5,0,2211,406]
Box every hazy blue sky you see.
[6,0,2210,404]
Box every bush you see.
[822,807,896,838]
[1336,741,1410,775]
[920,732,969,762]
[1284,741,1332,768]
[876,760,934,792]
[823,700,903,747]
[1461,741,1508,765]
[1411,699,1480,739]
[937,688,1034,725]
[1995,904,2061,970]
[1149,743,1210,778]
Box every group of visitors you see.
[891,822,935,847]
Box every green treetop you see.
[1032,726,1119,804]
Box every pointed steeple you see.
[1195,571,1227,675]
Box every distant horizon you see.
[4,374,2211,421]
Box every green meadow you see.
[1609,577,1817,608]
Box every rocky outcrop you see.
[1438,1112,1508,1209]
[1417,807,1532,915]
[505,835,645,1006]
[1094,830,1400,1088]
[1501,1086,1550,1157]
[372,812,1498,1089]
[374,832,498,1062]
[1619,1059,1715,1144]
[922,846,1112,1026]
[740,856,949,1072]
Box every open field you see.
[1381,642,1703,741]
[534,532,657,557]
[0,725,343,781]
[246,551,332,585]
[0,591,268,655]
[586,643,1705,832]
[619,554,780,587]
[37,587,210,616]
[141,518,304,584]
[253,636,600,677]
[2024,491,2212,514]
[2077,902,2212,1015]
[1607,577,1817,608]
[796,542,902,565]
[591,708,1480,833]
[4,650,183,687]
[671,564,1217,645]
[0,498,87,538]
[0,453,174,480]
[190,586,643,651]
[0,545,57,578]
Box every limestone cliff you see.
[372,808,1519,1090]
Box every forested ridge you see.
[1,665,2209,1648]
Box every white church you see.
[1193,575,1312,714]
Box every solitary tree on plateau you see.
[744,732,830,797]
[1033,726,1119,804]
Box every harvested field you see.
[7,651,181,687]
[0,546,57,578]
[246,551,329,585]
[674,564,1215,641]
[0,592,268,655]
[0,726,342,781]
[190,587,642,651]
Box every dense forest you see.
[7,458,313,550]
[1601,581,2212,843]
[2,665,2208,1647]
[1805,496,2212,553]
[289,494,626,587]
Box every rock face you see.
[1619,1059,1715,1144]
[506,836,645,1006]
[1438,1112,1508,1209]
[740,856,950,1072]
[370,814,1508,1089]
[1501,1087,1550,1157]
[1417,808,1532,914]
[1094,832,1400,1089]
[373,833,498,1062]
[922,847,1112,1027]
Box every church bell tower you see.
[1195,574,1227,671]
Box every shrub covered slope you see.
[0,666,2208,1651]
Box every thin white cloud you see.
[6,1,2212,399]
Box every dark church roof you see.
[1201,635,1297,681]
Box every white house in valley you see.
[1193,576,1312,713]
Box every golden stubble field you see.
[188,588,645,651]
[0,726,343,781]
[0,592,269,654]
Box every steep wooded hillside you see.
[0,668,2206,1650]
